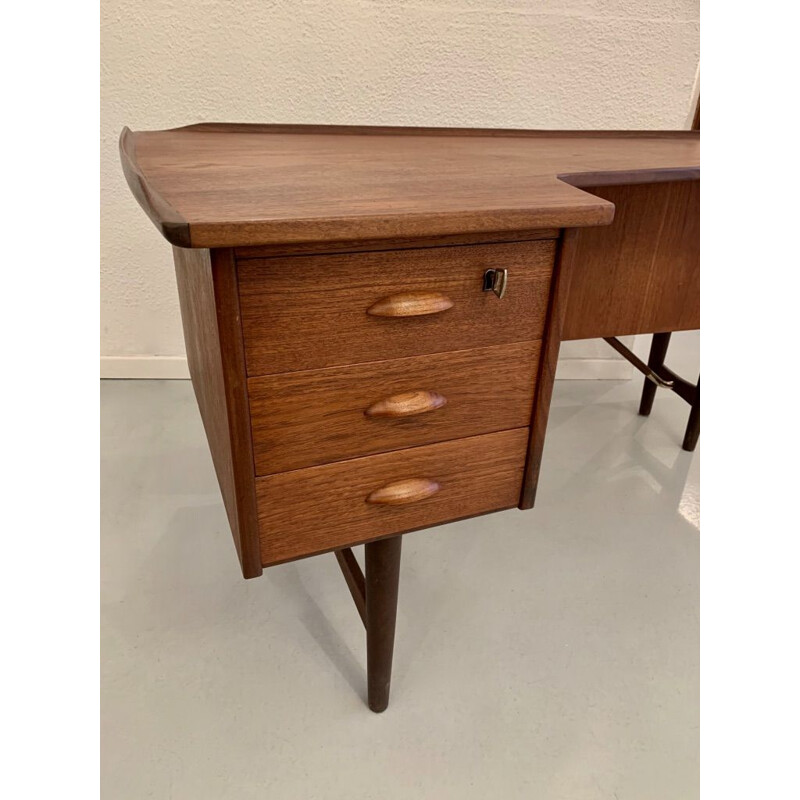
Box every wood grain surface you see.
[248,341,541,474]
[364,389,448,419]
[233,228,559,260]
[520,179,700,506]
[257,428,529,565]
[121,124,700,247]
[367,291,454,317]
[172,247,262,578]
[366,478,441,506]
[519,230,576,510]
[560,180,700,340]
[239,240,554,375]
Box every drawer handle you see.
[366,478,441,506]
[367,291,453,317]
[364,390,447,419]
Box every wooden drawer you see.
[249,340,540,474]
[257,428,529,565]
[238,240,555,375]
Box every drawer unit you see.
[248,340,541,474]
[238,240,556,375]
[256,427,530,565]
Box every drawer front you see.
[238,240,555,375]
[249,341,541,474]
[257,428,529,565]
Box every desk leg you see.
[365,535,402,712]
[682,376,700,452]
[638,332,672,416]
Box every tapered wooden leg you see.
[682,375,700,451]
[638,332,672,416]
[365,535,402,713]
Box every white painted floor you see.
[101,333,699,800]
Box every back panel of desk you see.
[560,180,700,340]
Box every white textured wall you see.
[101,0,699,377]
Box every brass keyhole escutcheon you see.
[483,268,508,299]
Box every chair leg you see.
[638,332,672,416]
[682,376,700,452]
[365,535,402,712]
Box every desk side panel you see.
[561,180,700,340]
[173,247,262,578]
[519,230,575,509]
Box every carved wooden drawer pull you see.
[364,390,448,419]
[366,478,441,505]
[367,291,453,317]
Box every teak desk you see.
[120,124,699,712]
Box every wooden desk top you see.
[120,123,699,248]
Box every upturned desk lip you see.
[120,123,700,249]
